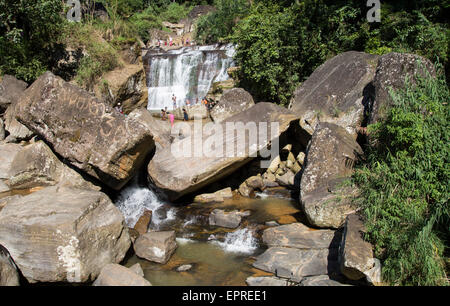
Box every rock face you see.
[370,52,435,124]
[93,264,151,286]
[0,75,28,114]
[290,51,379,138]
[0,245,20,286]
[14,72,155,190]
[254,222,342,283]
[133,231,177,264]
[97,64,148,114]
[262,223,339,250]
[253,247,339,282]
[339,214,375,281]
[148,102,299,201]
[209,209,250,229]
[194,187,233,203]
[210,88,255,123]
[0,118,4,141]
[0,186,131,283]
[4,98,34,142]
[0,141,99,192]
[300,122,362,228]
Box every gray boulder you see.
[14,72,156,190]
[0,141,99,192]
[300,123,362,228]
[93,263,151,286]
[262,223,339,250]
[0,186,131,283]
[210,88,255,123]
[133,231,177,264]
[339,214,375,281]
[209,209,250,229]
[194,187,233,204]
[0,75,28,114]
[290,51,379,138]
[370,52,435,124]
[148,102,299,201]
[253,247,339,282]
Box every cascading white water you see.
[115,177,177,229]
[145,44,235,110]
[210,228,259,254]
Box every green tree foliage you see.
[231,0,369,105]
[226,0,449,105]
[0,0,65,82]
[195,0,249,44]
[353,66,449,286]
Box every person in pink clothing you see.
[168,112,175,128]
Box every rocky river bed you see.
[114,179,301,286]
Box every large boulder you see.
[14,72,156,190]
[133,231,177,264]
[300,122,362,228]
[0,141,99,192]
[290,51,379,138]
[253,247,339,282]
[262,223,339,250]
[93,263,151,286]
[0,186,131,283]
[210,88,255,123]
[0,75,28,114]
[148,102,299,201]
[96,64,148,114]
[339,214,376,281]
[369,52,435,124]
[209,209,250,229]
[4,99,34,142]
[0,245,20,286]
[194,187,233,204]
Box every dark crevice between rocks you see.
[357,82,376,151]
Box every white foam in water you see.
[255,192,269,199]
[115,178,176,228]
[176,238,196,245]
[211,228,259,255]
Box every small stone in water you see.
[176,264,193,272]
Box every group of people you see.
[160,93,217,126]
[156,37,191,48]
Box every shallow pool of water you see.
[117,184,302,286]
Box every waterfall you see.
[114,177,177,229]
[210,228,259,255]
[144,44,236,110]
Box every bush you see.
[195,0,249,44]
[61,23,121,90]
[353,64,449,286]
[0,0,65,82]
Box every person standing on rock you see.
[183,108,189,121]
[172,94,177,110]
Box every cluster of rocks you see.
[247,214,381,286]
[0,71,176,286]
